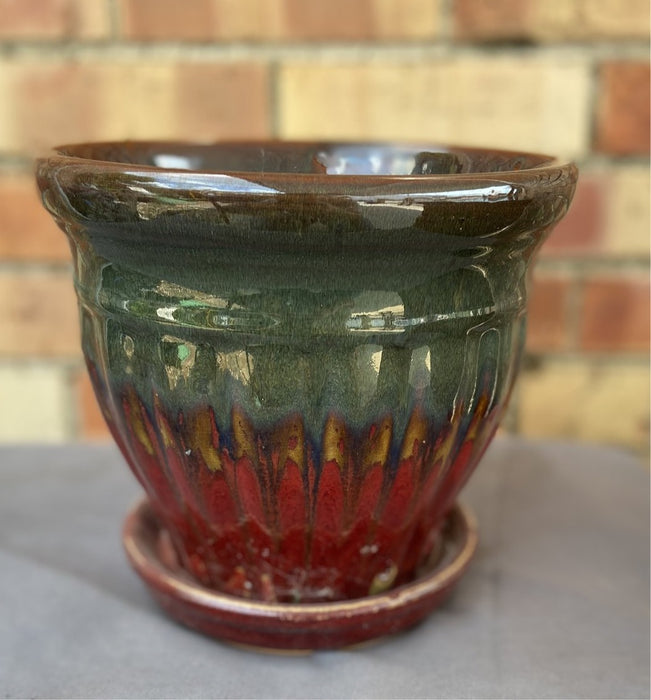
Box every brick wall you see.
[0,0,648,453]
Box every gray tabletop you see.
[0,437,648,699]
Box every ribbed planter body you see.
[38,142,576,604]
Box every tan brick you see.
[278,58,591,158]
[0,174,70,261]
[526,274,572,352]
[604,167,650,257]
[0,271,80,358]
[71,0,111,39]
[0,365,69,442]
[595,62,650,156]
[364,0,442,40]
[541,173,606,258]
[0,0,111,40]
[541,0,650,40]
[579,275,650,353]
[0,59,270,156]
[454,0,650,41]
[74,367,112,441]
[210,0,283,39]
[519,361,649,453]
[118,0,440,41]
[99,63,179,141]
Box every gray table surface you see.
[0,437,648,699]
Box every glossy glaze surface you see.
[37,141,576,603]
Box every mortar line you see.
[0,40,649,63]
[520,351,650,365]
[64,363,82,441]
[0,261,73,274]
[106,0,121,41]
[566,272,585,351]
[0,155,35,170]
[535,258,650,274]
[268,59,281,139]
[438,0,455,42]
[0,357,85,370]
[586,51,602,157]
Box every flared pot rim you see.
[36,139,577,199]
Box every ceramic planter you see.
[37,141,576,649]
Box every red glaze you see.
[107,382,494,603]
[123,499,478,651]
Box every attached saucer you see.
[123,500,478,651]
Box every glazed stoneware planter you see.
[37,141,576,650]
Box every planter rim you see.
[37,139,577,198]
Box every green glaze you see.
[38,143,575,436]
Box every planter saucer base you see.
[123,499,478,652]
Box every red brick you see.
[453,0,530,41]
[3,61,112,155]
[283,0,439,40]
[595,62,650,156]
[74,368,112,441]
[0,0,110,40]
[580,276,650,352]
[282,0,439,40]
[174,63,270,141]
[604,167,650,256]
[119,0,216,41]
[526,275,572,352]
[0,174,70,261]
[0,271,80,358]
[118,0,440,41]
[283,0,369,40]
[541,175,606,257]
[454,0,650,41]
